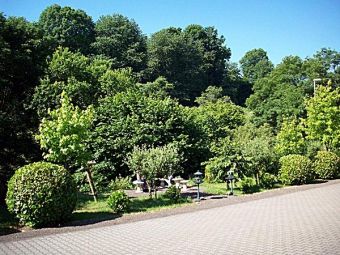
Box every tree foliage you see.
[305,85,340,151]
[91,90,201,184]
[30,47,136,118]
[246,56,307,128]
[92,14,147,73]
[36,92,94,168]
[0,14,44,203]
[38,4,95,54]
[147,25,230,104]
[127,144,183,198]
[240,48,273,84]
[275,117,306,157]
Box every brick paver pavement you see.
[1,183,340,255]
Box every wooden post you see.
[86,161,97,202]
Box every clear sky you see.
[1,0,339,65]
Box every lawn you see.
[72,192,192,222]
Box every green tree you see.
[233,122,277,184]
[36,92,94,169]
[127,144,182,198]
[275,117,306,157]
[30,47,136,118]
[246,56,307,128]
[305,84,340,151]
[0,14,44,203]
[240,48,273,84]
[91,90,201,185]
[184,24,231,86]
[146,27,205,103]
[223,62,252,105]
[92,14,147,73]
[38,4,95,54]
[192,99,246,145]
[195,86,230,105]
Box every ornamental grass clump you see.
[279,154,314,185]
[6,162,77,228]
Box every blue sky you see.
[1,0,339,65]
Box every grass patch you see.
[129,196,191,213]
[72,192,192,222]
[201,182,242,196]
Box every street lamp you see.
[313,78,322,95]
[194,171,203,201]
[226,170,235,195]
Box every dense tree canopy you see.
[246,56,307,128]
[38,4,95,54]
[147,25,230,104]
[91,89,202,185]
[0,14,44,203]
[30,47,136,118]
[92,14,147,73]
[240,48,273,84]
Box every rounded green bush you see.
[107,190,130,213]
[6,162,77,227]
[260,173,277,189]
[279,154,314,185]
[238,177,259,194]
[314,151,339,179]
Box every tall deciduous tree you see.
[147,25,231,104]
[92,14,147,73]
[246,56,306,129]
[275,117,306,157]
[36,92,94,168]
[240,48,273,84]
[30,47,136,118]
[146,27,204,103]
[0,14,44,203]
[305,84,340,151]
[38,4,95,54]
[184,25,231,87]
[91,89,202,185]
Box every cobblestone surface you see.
[1,183,340,254]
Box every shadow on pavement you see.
[67,212,121,227]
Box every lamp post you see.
[194,171,203,201]
[313,78,322,95]
[226,170,235,195]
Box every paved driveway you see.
[1,183,340,255]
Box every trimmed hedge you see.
[279,154,314,185]
[314,151,339,179]
[6,162,77,227]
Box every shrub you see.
[107,190,130,213]
[260,173,277,189]
[109,176,133,191]
[6,162,77,227]
[314,151,339,179]
[279,154,314,185]
[238,177,259,194]
[163,185,181,202]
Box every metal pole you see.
[197,183,200,200]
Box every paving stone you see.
[1,183,340,254]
